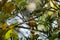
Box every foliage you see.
[0,0,59,40]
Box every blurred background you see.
[0,0,60,40]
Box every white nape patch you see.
[26,2,36,12]
[7,0,12,2]
[0,0,2,2]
